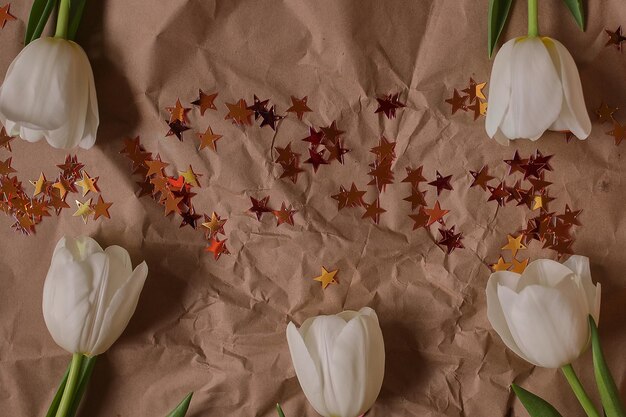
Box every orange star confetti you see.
[0,127,15,151]
[191,89,218,115]
[314,267,338,289]
[205,237,229,260]
[273,202,297,226]
[607,120,626,146]
[492,257,512,272]
[469,166,494,191]
[510,258,529,274]
[75,171,99,196]
[501,235,526,258]
[0,4,16,29]
[445,89,467,114]
[424,201,449,226]
[225,99,254,126]
[30,173,50,196]
[197,126,223,152]
[361,198,386,224]
[92,195,113,220]
[286,96,312,120]
[202,212,227,238]
[166,99,191,124]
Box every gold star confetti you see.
[225,99,254,126]
[75,171,99,196]
[179,165,200,187]
[462,78,487,102]
[145,157,169,177]
[491,257,512,272]
[52,180,68,199]
[30,173,49,196]
[314,267,338,289]
[92,195,113,220]
[191,89,218,115]
[197,126,223,152]
[73,199,94,224]
[202,212,227,238]
[510,258,529,274]
[501,235,526,258]
[166,99,191,124]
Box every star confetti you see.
[73,199,94,224]
[428,171,453,196]
[197,126,223,152]
[469,166,494,191]
[510,258,529,274]
[92,195,113,220]
[462,78,487,102]
[166,120,190,141]
[247,95,270,120]
[605,26,626,51]
[409,207,430,230]
[402,166,427,187]
[607,120,626,146]
[0,4,16,29]
[304,148,328,173]
[491,257,512,272]
[424,201,449,226]
[273,202,297,226]
[445,89,467,114]
[75,171,99,196]
[501,235,526,258]
[437,226,464,254]
[448,78,488,120]
[202,212,227,238]
[205,237,229,260]
[0,127,15,151]
[361,198,386,224]
[259,106,285,130]
[332,183,366,210]
[166,99,191,125]
[314,267,338,289]
[249,196,272,221]
[286,96,312,120]
[191,89,218,115]
[225,99,254,126]
[375,93,406,119]
[596,102,618,124]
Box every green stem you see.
[561,364,602,417]
[527,0,539,37]
[55,354,84,417]
[55,0,71,39]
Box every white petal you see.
[501,38,562,140]
[545,38,591,139]
[517,258,574,290]
[64,235,104,261]
[486,272,530,363]
[286,322,328,417]
[78,48,99,149]
[486,38,516,138]
[501,281,589,368]
[0,38,74,130]
[89,261,147,355]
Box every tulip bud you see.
[0,37,99,149]
[286,307,385,417]
[486,256,601,368]
[486,36,591,145]
[43,236,147,356]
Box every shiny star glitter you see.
[259,105,285,130]
[424,201,449,226]
[320,121,345,145]
[191,89,218,115]
[302,127,325,147]
[273,202,297,226]
[361,198,386,224]
[428,171,453,196]
[30,173,50,196]
[504,151,528,175]
[279,159,304,184]
[73,199,94,224]
[166,120,190,141]
[375,93,406,119]
[437,226,464,254]
[92,195,113,220]
[197,126,223,152]
[607,120,626,146]
[249,196,272,221]
[202,212,227,238]
[557,205,582,226]
[304,148,328,173]
[326,138,349,164]
[467,100,488,120]
[605,26,626,50]
[179,165,201,187]
[314,267,338,289]
[501,235,526,258]
[179,207,202,229]
[510,258,529,274]
[462,78,487,102]
[247,95,270,120]
[0,4,16,28]
[225,99,254,126]
[145,157,169,177]
[0,127,14,151]
[445,89,467,114]
[491,257,512,272]
[469,166,494,191]
[166,99,191,125]
[205,237,229,260]
[286,96,312,120]
[75,171,99,196]
[596,102,618,124]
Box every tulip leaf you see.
[67,0,89,41]
[561,0,585,31]
[276,404,286,417]
[44,363,70,417]
[165,392,194,417]
[512,384,565,417]
[488,0,513,58]
[590,317,626,417]
[25,0,56,45]
[66,355,98,417]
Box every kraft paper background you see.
[0,1,625,416]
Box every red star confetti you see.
[361,198,386,224]
[0,4,16,29]
[469,166,494,191]
[273,202,297,226]
[437,226,464,254]
[206,237,229,260]
[445,89,467,114]
[197,126,223,152]
[249,196,272,221]
[428,171,453,196]
[375,93,406,119]
[286,96,312,120]
[605,26,626,50]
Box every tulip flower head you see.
[43,236,148,356]
[486,255,601,368]
[0,37,99,149]
[286,307,385,417]
[486,36,591,145]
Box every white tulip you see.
[0,37,99,149]
[486,256,601,368]
[286,307,385,417]
[43,236,147,356]
[486,36,591,145]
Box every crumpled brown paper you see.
[0,1,625,416]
